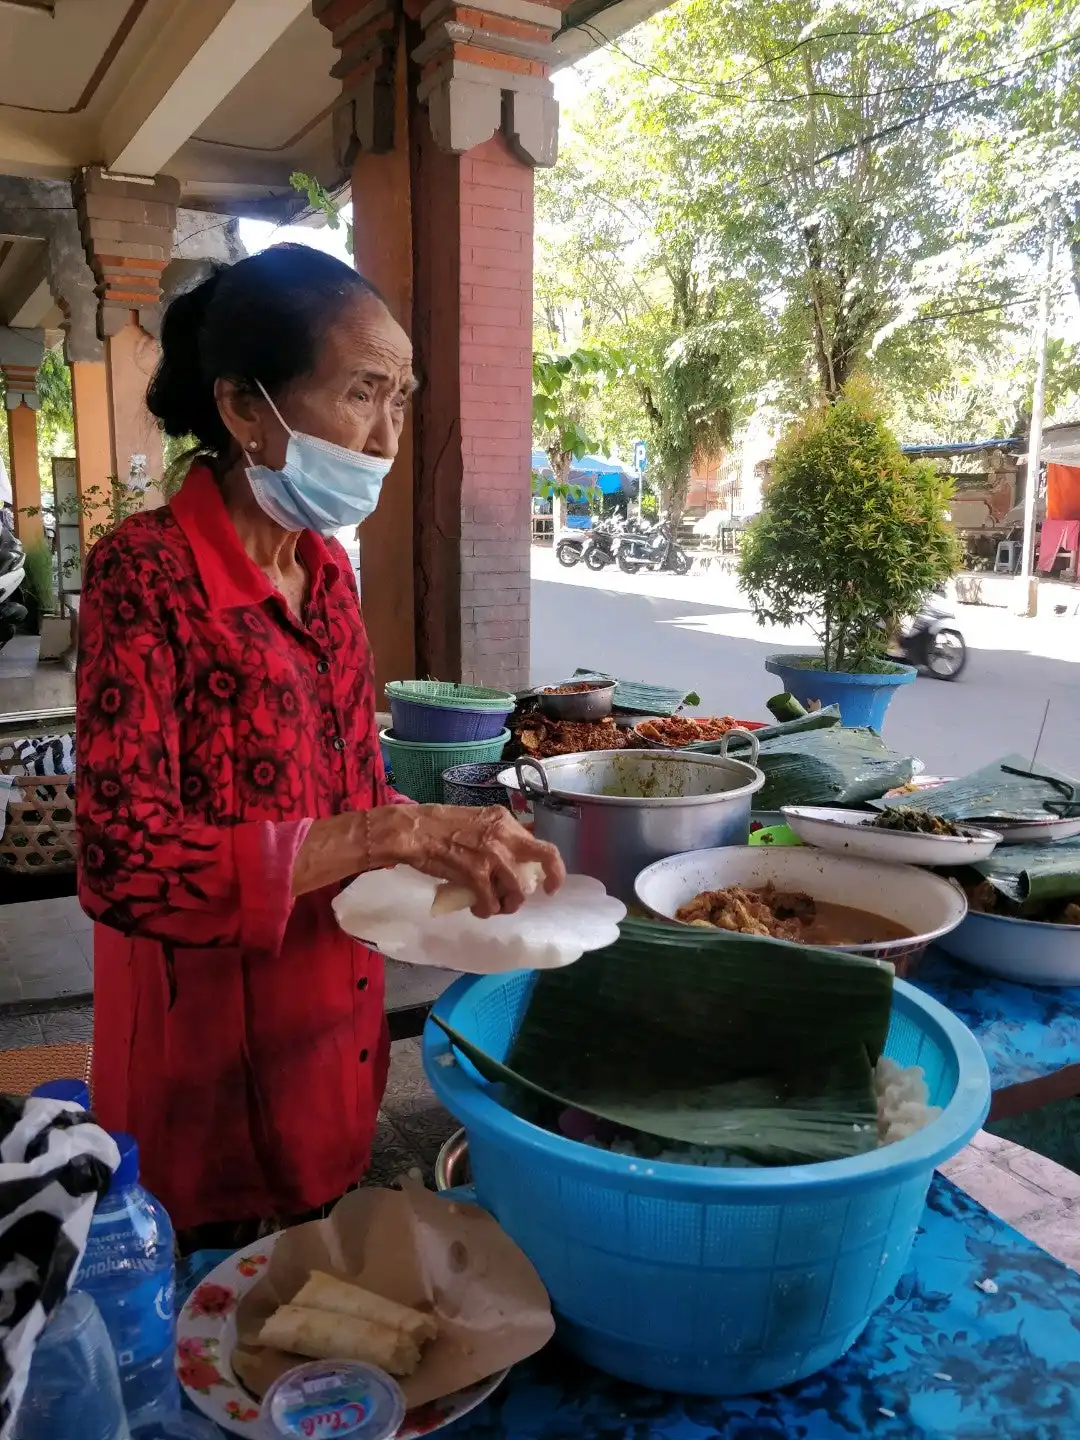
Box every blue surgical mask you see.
[244,381,394,535]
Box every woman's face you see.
[221,291,415,467]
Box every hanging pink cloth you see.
[1037,518,1080,573]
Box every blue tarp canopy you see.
[531,449,638,496]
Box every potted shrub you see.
[738,380,962,729]
[20,535,55,636]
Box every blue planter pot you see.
[765,652,916,731]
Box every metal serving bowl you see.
[537,681,616,722]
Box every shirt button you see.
[359,1048,369,1063]
[332,737,346,752]
[316,660,329,674]
[356,977,368,992]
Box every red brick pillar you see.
[73,166,178,500]
[318,0,560,692]
[411,132,535,691]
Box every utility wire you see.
[577,21,1077,109]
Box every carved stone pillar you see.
[411,0,561,164]
[73,166,180,498]
[0,327,45,546]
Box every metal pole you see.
[1019,55,1065,617]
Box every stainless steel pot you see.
[499,731,764,902]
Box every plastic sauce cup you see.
[260,1361,406,1440]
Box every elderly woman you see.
[76,244,562,1248]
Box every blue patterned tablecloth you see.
[914,948,1080,1093]
[181,1175,1080,1440]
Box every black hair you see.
[147,243,383,456]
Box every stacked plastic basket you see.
[381,681,514,803]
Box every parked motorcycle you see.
[555,533,585,567]
[887,597,966,680]
[616,520,692,575]
[582,517,620,571]
[0,527,28,648]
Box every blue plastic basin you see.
[765,653,916,730]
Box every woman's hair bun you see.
[147,267,230,450]
[147,245,382,460]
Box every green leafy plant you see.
[738,379,962,673]
[21,476,145,577]
[290,171,353,256]
[21,535,55,615]
[533,347,629,489]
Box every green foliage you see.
[535,0,1080,439]
[36,348,73,453]
[532,346,629,485]
[738,379,963,672]
[21,477,144,577]
[21,536,55,614]
[290,172,354,257]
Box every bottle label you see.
[95,1274,175,1367]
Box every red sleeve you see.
[76,537,310,950]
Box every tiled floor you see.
[0,634,75,714]
[0,895,92,1005]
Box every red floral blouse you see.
[77,464,395,1231]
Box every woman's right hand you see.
[291,803,565,916]
[366,803,565,917]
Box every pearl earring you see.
[248,441,258,452]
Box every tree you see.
[739,379,962,671]
[535,0,1072,423]
[532,346,629,490]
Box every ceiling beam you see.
[100,0,312,177]
[9,276,54,328]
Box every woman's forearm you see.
[291,808,404,897]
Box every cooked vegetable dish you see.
[870,806,963,837]
[674,883,912,945]
[964,878,1080,926]
[515,714,629,758]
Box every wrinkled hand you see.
[383,803,565,917]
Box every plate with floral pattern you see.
[177,1233,508,1437]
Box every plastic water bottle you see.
[32,1078,91,1109]
[75,1132,180,1429]
[12,1290,130,1440]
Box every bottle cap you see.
[106,1131,140,1191]
[260,1362,406,1440]
[32,1079,90,1109]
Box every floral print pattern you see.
[180,1177,1080,1437]
[915,949,1080,1092]
[77,465,393,1230]
[176,1336,226,1394]
[187,1282,236,1318]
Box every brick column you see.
[0,326,45,547]
[73,166,179,499]
[407,0,559,691]
[319,0,560,691]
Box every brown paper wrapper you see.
[232,1181,554,1410]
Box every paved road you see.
[530,549,1080,777]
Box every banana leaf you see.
[877,754,1080,822]
[435,1019,878,1164]
[751,726,915,809]
[964,837,1080,907]
[436,920,893,1166]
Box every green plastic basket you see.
[380,728,511,803]
[384,680,516,712]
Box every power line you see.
[576,1,982,94]
[578,21,1077,110]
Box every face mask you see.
[244,381,394,535]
